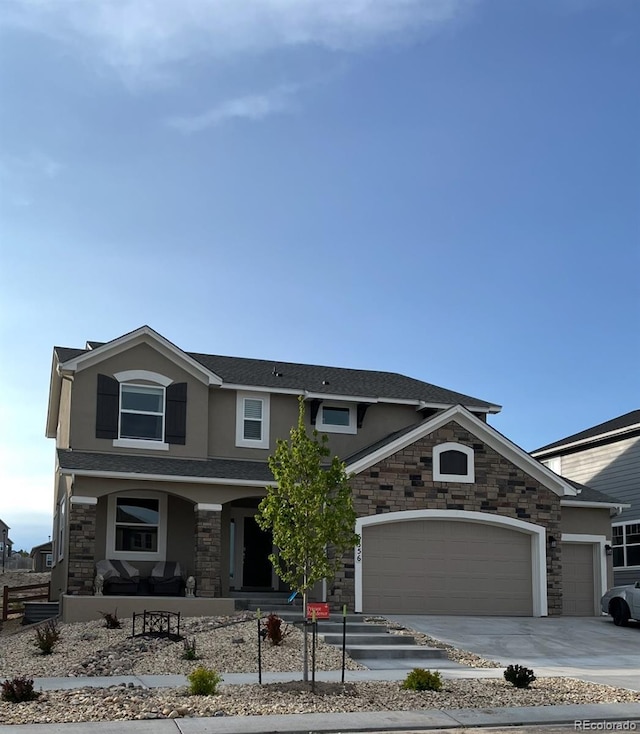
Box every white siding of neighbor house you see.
[556,436,640,523]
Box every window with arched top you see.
[433,442,475,483]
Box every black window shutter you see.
[165,382,187,445]
[96,374,119,439]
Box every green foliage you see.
[182,638,199,660]
[504,664,536,688]
[256,397,360,597]
[100,610,121,629]
[187,666,222,696]
[1,677,40,703]
[34,620,60,655]
[402,668,443,692]
[263,613,291,646]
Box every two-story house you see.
[46,326,622,621]
[532,411,639,587]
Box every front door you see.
[242,517,273,588]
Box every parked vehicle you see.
[600,582,640,626]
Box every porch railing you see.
[2,582,51,621]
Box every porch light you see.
[548,535,557,549]
[604,544,613,556]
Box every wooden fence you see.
[2,582,51,621]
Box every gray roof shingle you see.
[54,343,499,409]
[57,450,274,482]
[533,410,640,454]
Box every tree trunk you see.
[302,588,309,682]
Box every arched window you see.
[433,442,474,483]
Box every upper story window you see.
[316,403,357,435]
[612,523,640,568]
[236,392,270,449]
[96,371,187,450]
[433,442,475,483]
[120,384,165,441]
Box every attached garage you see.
[561,543,595,616]
[355,510,547,616]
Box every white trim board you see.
[60,326,223,386]
[354,509,548,617]
[59,466,276,487]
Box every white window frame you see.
[106,492,167,561]
[433,442,475,483]
[235,392,270,449]
[57,497,66,561]
[114,382,169,450]
[316,402,357,435]
[45,553,53,568]
[612,521,640,569]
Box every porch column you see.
[194,503,222,597]
[67,497,97,596]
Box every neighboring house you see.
[0,518,13,570]
[532,411,640,587]
[46,326,621,619]
[30,541,53,572]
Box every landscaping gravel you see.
[1,574,638,726]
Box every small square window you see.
[316,403,357,434]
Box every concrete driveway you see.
[387,615,640,691]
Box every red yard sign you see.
[306,602,330,620]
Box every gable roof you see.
[51,326,500,411]
[532,410,640,457]
[344,404,578,498]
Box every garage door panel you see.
[362,519,533,615]
[562,543,595,616]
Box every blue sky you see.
[1,0,638,552]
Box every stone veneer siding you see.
[328,421,562,615]
[67,502,97,595]
[194,509,222,597]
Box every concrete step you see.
[312,622,389,634]
[23,602,59,625]
[346,644,448,661]
[321,633,417,646]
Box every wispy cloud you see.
[1,0,473,85]
[0,150,62,207]
[167,85,297,134]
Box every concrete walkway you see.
[386,615,640,692]
[2,702,640,734]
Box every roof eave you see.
[60,326,223,386]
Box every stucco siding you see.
[560,507,613,537]
[208,391,423,461]
[68,343,210,459]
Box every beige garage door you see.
[562,543,595,616]
[362,519,533,615]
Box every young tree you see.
[256,397,359,681]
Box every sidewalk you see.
[2,702,640,734]
[1,665,638,734]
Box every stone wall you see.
[67,502,97,595]
[194,509,222,597]
[328,421,562,614]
